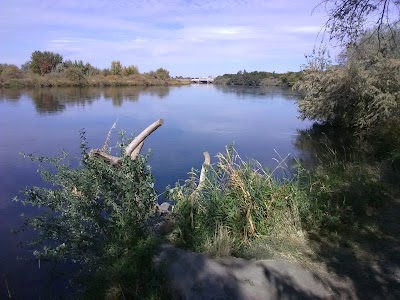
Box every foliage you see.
[170,144,390,256]
[1,51,181,88]
[14,131,160,298]
[338,26,400,66]
[168,147,305,256]
[110,61,123,76]
[319,0,400,45]
[154,68,170,80]
[21,61,31,71]
[294,123,391,228]
[122,65,139,76]
[214,70,303,87]
[30,51,63,75]
[366,120,400,170]
[0,71,186,88]
[63,60,100,76]
[0,64,22,79]
[64,67,87,86]
[295,30,400,133]
[279,72,305,87]
[296,154,386,229]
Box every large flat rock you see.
[154,245,354,299]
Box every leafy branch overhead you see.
[318,0,400,45]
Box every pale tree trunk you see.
[92,119,163,165]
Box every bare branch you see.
[130,141,144,160]
[90,119,163,165]
[198,151,211,191]
[92,150,122,166]
[125,119,164,156]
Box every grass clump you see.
[169,145,389,259]
[297,159,386,230]
[168,146,306,257]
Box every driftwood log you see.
[91,119,164,165]
[89,119,212,223]
[196,151,211,192]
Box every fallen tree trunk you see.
[125,119,164,156]
[188,151,211,227]
[92,119,163,165]
[198,151,211,191]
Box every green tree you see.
[339,26,400,65]
[21,61,31,72]
[15,132,159,298]
[122,65,139,76]
[65,67,87,86]
[110,60,122,75]
[0,64,22,79]
[29,51,63,75]
[295,30,400,132]
[154,68,170,79]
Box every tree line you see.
[0,51,180,88]
[214,70,304,87]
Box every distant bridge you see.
[190,77,214,84]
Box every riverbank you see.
[0,72,190,88]
[214,70,303,87]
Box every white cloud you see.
[0,0,333,76]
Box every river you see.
[0,84,311,298]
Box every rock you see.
[154,245,353,299]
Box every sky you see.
[0,0,337,77]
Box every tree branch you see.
[125,119,164,156]
[91,119,163,165]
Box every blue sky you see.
[0,0,336,77]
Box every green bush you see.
[64,67,87,86]
[155,68,170,80]
[296,158,386,229]
[0,64,22,79]
[296,57,400,132]
[295,29,400,133]
[214,70,303,87]
[122,65,139,76]
[14,131,160,298]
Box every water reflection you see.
[0,86,173,114]
[214,85,300,100]
[0,88,22,101]
[27,88,100,114]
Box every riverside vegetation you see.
[11,20,400,300]
[0,51,188,88]
[214,70,303,87]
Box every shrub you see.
[14,131,160,298]
[155,68,170,80]
[296,158,386,229]
[168,147,304,255]
[295,57,400,132]
[110,61,122,75]
[30,51,63,75]
[122,65,139,76]
[64,67,87,86]
[0,64,22,79]
[295,29,400,133]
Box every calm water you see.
[0,85,311,298]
